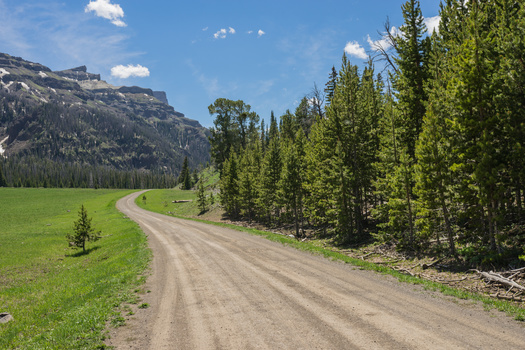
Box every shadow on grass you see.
[66,246,100,257]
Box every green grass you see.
[0,188,150,349]
[138,188,525,322]
[139,188,199,217]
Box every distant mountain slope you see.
[0,53,210,176]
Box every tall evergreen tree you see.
[196,176,207,213]
[238,142,261,221]
[258,135,282,224]
[179,156,192,190]
[220,150,240,218]
[393,0,430,159]
[415,32,458,258]
[374,0,430,248]
[279,128,307,237]
[324,66,338,107]
[449,0,502,251]
[0,163,6,187]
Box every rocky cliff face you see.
[0,52,209,173]
[153,91,169,105]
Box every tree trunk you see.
[441,198,457,259]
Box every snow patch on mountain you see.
[0,136,8,156]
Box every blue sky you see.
[0,0,441,127]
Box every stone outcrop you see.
[0,313,13,324]
[54,66,101,81]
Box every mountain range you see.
[0,52,210,179]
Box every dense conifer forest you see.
[210,0,525,264]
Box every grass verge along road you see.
[0,188,150,349]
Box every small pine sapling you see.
[196,177,207,214]
[67,204,101,253]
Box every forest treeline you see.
[0,155,177,189]
[210,0,525,265]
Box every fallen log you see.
[490,293,524,302]
[359,252,374,260]
[394,267,415,277]
[172,200,192,203]
[422,258,442,270]
[474,270,525,292]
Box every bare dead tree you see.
[369,17,400,75]
[309,82,325,118]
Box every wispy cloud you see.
[344,41,367,60]
[257,29,266,37]
[276,27,340,90]
[111,64,150,79]
[0,0,32,56]
[229,27,236,34]
[202,27,208,31]
[0,1,142,77]
[186,59,237,98]
[85,0,126,27]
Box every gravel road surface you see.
[107,191,525,349]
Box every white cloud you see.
[111,64,150,79]
[367,26,399,51]
[202,27,208,31]
[213,27,237,39]
[424,16,441,34]
[344,41,367,59]
[247,30,253,34]
[258,29,265,37]
[85,0,126,27]
[213,28,227,39]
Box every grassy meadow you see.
[0,188,150,349]
[137,166,219,218]
[138,188,199,217]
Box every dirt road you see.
[108,191,525,349]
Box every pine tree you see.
[494,0,525,218]
[393,0,430,159]
[448,0,501,251]
[196,176,207,214]
[238,142,261,221]
[306,54,373,242]
[374,0,430,249]
[279,128,306,237]
[324,66,338,107]
[0,163,7,187]
[415,33,458,258]
[258,136,281,224]
[179,156,192,190]
[67,204,101,253]
[220,151,240,218]
[280,110,297,142]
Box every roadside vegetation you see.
[0,188,150,349]
[208,0,525,268]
